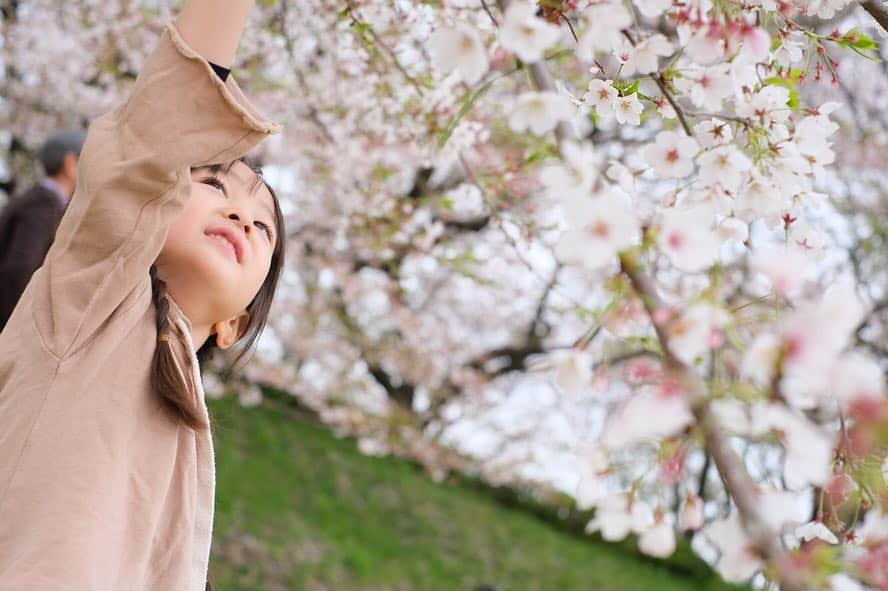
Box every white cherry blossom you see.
[539,140,600,201]
[694,118,734,148]
[807,0,854,19]
[657,205,720,272]
[697,145,751,193]
[639,521,676,557]
[827,574,867,591]
[701,512,761,582]
[717,217,749,244]
[666,303,731,366]
[735,24,771,63]
[795,521,839,544]
[750,244,810,300]
[794,110,841,174]
[429,24,489,85]
[586,493,633,541]
[830,352,887,412]
[643,130,700,178]
[583,79,619,118]
[775,36,804,68]
[499,1,562,63]
[602,386,693,449]
[606,160,637,194]
[633,0,673,18]
[780,279,868,409]
[578,1,632,57]
[555,189,639,269]
[730,56,759,95]
[675,64,734,111]
[618,34,673,76]
[684,23,726,65]
[741,333,781,389]
[550,348,594,395]
[755,403,836,489]
[736,85,792,125]
[736,172,787,225]
[613,93,644,126]
[508,91,573,135]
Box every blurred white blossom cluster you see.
[3,0,888,587]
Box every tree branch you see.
[860,0,888,32]
[619,252,807,591]
[478,4,808,586]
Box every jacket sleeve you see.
[30,22,280,359]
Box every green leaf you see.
[522,143,559,166]
[613,78,640,97]
[437,78,495,148]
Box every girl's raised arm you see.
[175,0,255,68]
[29,4,279,360]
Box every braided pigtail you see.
[149,264,209,431]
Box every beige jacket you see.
[0,23,279,590]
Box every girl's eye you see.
[202,178,225,194]
[254,221,273,240]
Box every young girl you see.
[0,1,282,589]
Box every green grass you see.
[208,394,743,591]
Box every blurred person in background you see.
[0,128,85,331]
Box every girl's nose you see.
[227,211,252,234]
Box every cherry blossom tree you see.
[2,0,887,588]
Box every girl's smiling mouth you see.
[204,226,244,264]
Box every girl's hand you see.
[175,0,256,68]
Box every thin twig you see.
[561,12,579,43]
[496,4,807,586]
[654,75,693,136]
[481,0,499,27]
[346,2,425,97]
[619,29,692,136]
[619,252,808,591]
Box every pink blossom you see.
[555,190,640,269]
[657,206,720,272]
[643,130,700,178]
[734,23,771,63]
[601,386,693,450]
[694,119,734,148]
[750,244,811,300]
[666,303,730,366]
[684,21,726,65]
[675,64,734,111]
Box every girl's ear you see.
[212,311,250,349]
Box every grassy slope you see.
[208,395,741,591]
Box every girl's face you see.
[155,161,278,347]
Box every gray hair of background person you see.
[39,129,86,176]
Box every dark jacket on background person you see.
[0,181,66,330]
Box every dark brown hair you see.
[149,158,286,431]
